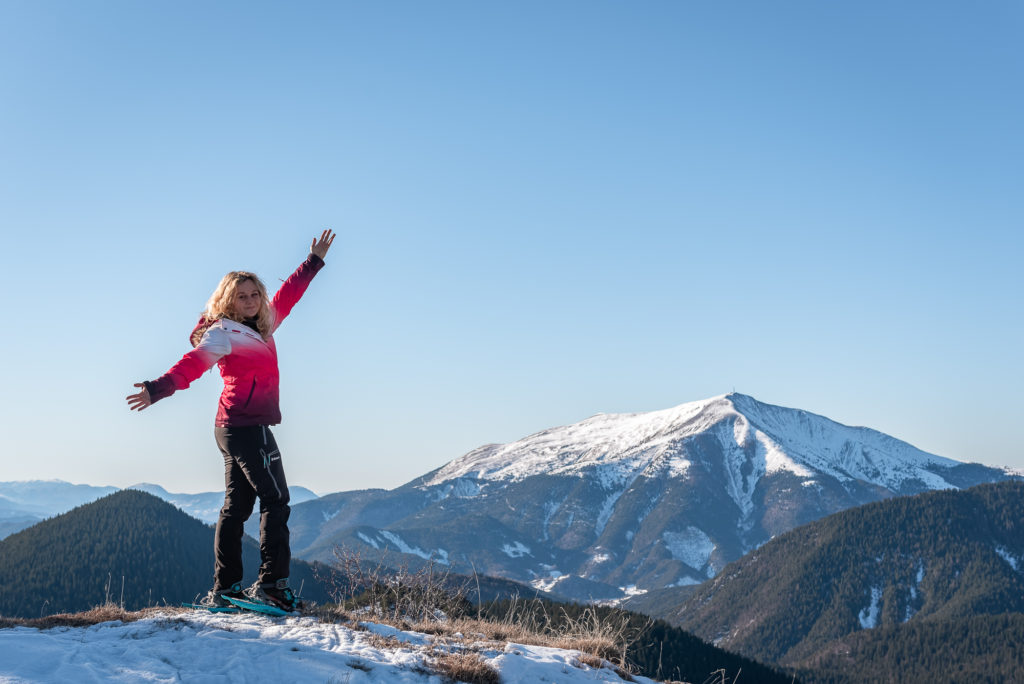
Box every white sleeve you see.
[195,325,232,357]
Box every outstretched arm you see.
[125,325,231,412]
[270,230,335,331]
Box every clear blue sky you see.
[2,1,1021,494]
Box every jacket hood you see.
[190,316,215,348]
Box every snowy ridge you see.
[425,393,972,495]
[0,611,658,683]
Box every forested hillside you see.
[677,481,1024,675]
[795,613,1024,683]
[0,490,329,618]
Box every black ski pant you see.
[213,425,290,590]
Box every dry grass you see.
[431,651,501,684]
[7,548,653,682]
[362,632,406,652]
[574,652,638,682]
[315,550,644,675]
[0,603,187,630]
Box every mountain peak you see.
[424,393,965,493]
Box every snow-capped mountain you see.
[427,392,971,504]
[289,393,1017,601]
[425,393,991,516]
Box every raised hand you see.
[126,383,152,412]
[311,229,336,260]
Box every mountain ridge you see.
[287,393,1017,600]
[0,480,321,539]
[424,393,978,493]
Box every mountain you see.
[0,480,119,539]
[0,480,119,517]
[285,393,1016,601]
[126,482,320,525]
[0,480,320,539]
[674,481,1024,680]
[0,489,330,618]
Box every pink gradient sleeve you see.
[144,329,230,403]
[270,254,325,332]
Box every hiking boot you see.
[199,582,244,608]
[244,578,300,612]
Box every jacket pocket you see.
[243,377,257,407]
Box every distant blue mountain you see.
[0,480,320,539]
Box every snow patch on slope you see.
[996,546,1019,571]
[859,586,883,629]
[662,527,715,570]
[502,542,531,558]
[374,531,449,565]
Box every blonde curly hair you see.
[200,271,272,340]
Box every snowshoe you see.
[221,594,292,617]
[182,582,246,612]
[243,578,302,613]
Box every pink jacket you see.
[145,254,325,426]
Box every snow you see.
[996,546,1019,571]
[357,532,380,549]
[0,611,657,683]
[662,527,715,570]
[530,573,568,593]
[540,497,565,542]
[423,393,968,499]
[594,470,641,536]
[501,542,531,558]
[667,576,703,587]
[858,586,883,629]
[715,421,761,519]
[375,531,449,566]
[430,479,482,501]
[424,396,730,485]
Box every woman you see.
[127,230,336,611]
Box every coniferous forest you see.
[0,490,330,617]
[675,481,1024,682]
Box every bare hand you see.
[126,383,152,411]
[311,229,336,260]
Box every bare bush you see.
[550,606,641,666]
[318,545,652,679]
[319,546,473,624]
